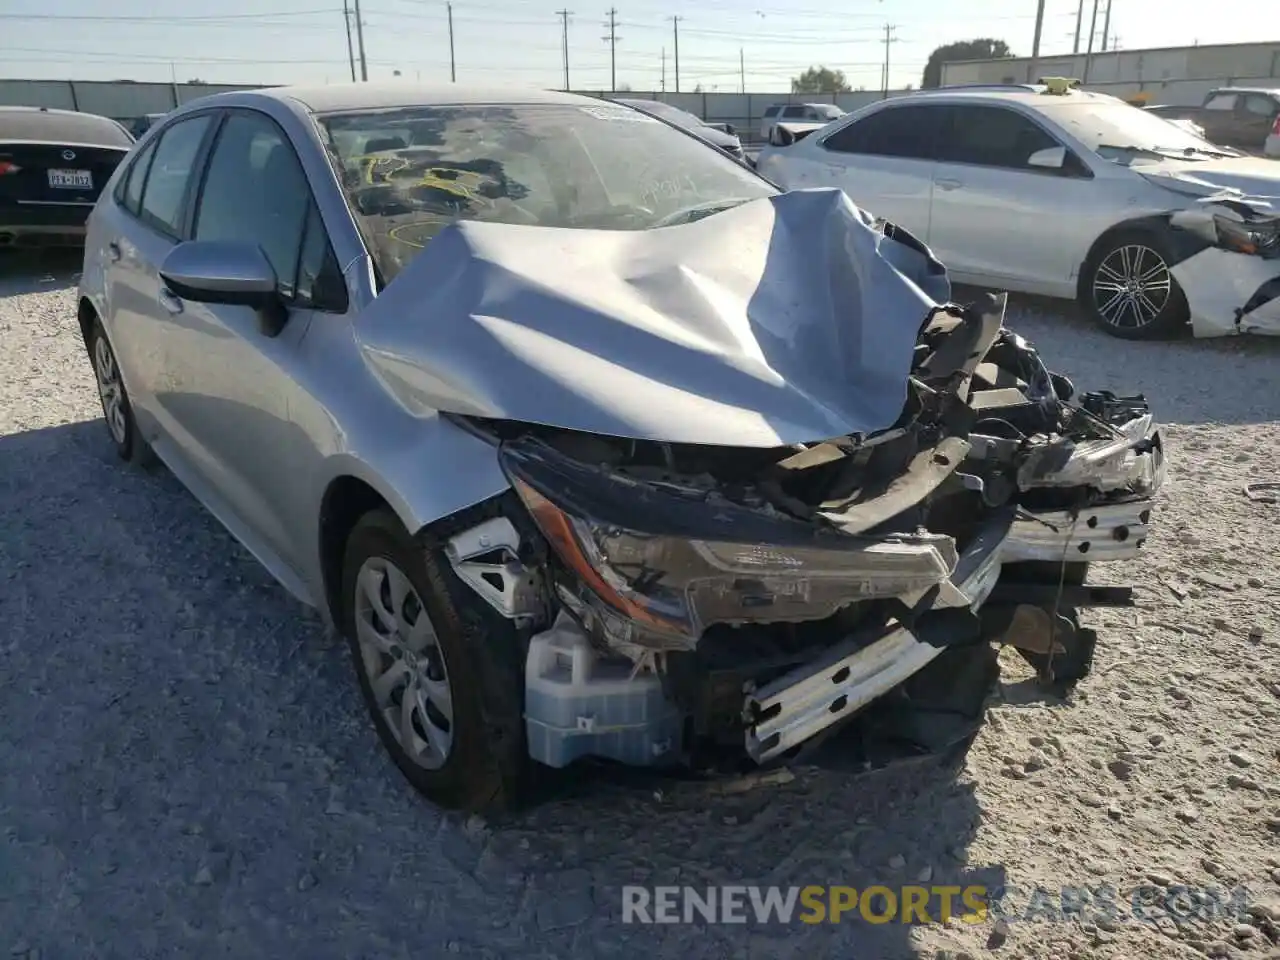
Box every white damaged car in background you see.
[77,85,1164,813]
[756,81,1280,340]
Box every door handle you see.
[935,178,963,191]
[107,241,121,263]
[158,288,184,315]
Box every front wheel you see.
[340,508,528,811]
[1082,231,1189,340]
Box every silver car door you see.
[803,103,939,239]
[159,108,342,582]
[102,114,215,451]
[926,104,1102,295]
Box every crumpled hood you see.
[1138,156,1280,205]
[356,187,951,448]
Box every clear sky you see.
[3,0,1277,93]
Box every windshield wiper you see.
[1096,143,1209,162]
[651,198,753,228]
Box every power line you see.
[447,1,457,81]
[880,23,897,99]
[342,0,357,81]
[602,8,620,92]
[670,14,682,93]
[557,9,572,90]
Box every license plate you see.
[48,168,92,189]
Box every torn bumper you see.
[745,514,1010,763]
[1003,498,1154,562]
[1171,248,1280,337]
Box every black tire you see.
[86,317,152,465]
[340,508,528,812]
[1081,229,1189,340]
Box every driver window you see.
[193,111,315,301]
[937,105,1059,169]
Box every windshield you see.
[1039,100,1226,159]
[320,102,773,282]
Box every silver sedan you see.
[78,83,1163,811]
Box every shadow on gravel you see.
[0,248,82,295]
[956,286,1280,427]
[1,418,1003,960]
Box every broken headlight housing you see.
[1214,214,1280,258]
[499,437,958,650]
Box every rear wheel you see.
[1082,230,1188,340]
[340,508,528,811]
[87,317,152,465]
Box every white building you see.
[940,41,1280,106]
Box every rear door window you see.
[782,105,808,118]
[1204,93,1237,111]
[935,105,1059,169]
[117,138,157,215]
[820,104,941,160]
[137,114,212,237]
[763,106,781,118]
[1242,94,1279,117]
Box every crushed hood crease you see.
[1137,156,1280,205]
[356,188,950,448]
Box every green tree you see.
[791,66,851,94]
[921,39,1012,89]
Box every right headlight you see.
[1214,214,1280,257]
[500,437,958,650]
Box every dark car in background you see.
[613,98,747,162]
[0,106,134,248]
[1146,87,1280,156]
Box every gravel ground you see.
[2,252,1279,960]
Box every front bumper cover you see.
[744,417,1165,763]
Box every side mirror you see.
[159,240,287,336]
[1027,145,1067,170]
[723,122,737,137]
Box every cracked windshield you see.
[322,103,773,279]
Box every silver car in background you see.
[77,83,1163,812]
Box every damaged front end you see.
[442,297,1164,774]
[1168,195,1280,336]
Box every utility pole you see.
[603,8,619,92]
[557,9,572,91]
[661,47,666,92]
[739,47,745,93]
[671,16,682,93]
[353,0,368,81]
[1083,0,1100,82]
[1029,0,1046,82]
[447,2,456,82]
[880,24,897,98]
[1073,0,1084,53]
[342,0,356,81]
[1100,0,1113,52]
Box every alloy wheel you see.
[353,556,454,770]
[93,335,128,445]
[1092,244,1172,330]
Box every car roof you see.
[1212,86,1280,96]
[0,105,133,147]
[199,82,603,115]
[902,85,1122,105]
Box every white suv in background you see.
[759,102,844,141]
[756,84,1280,340]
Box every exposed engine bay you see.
[440,293,1164,773]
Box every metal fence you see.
[0,78,915,144]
